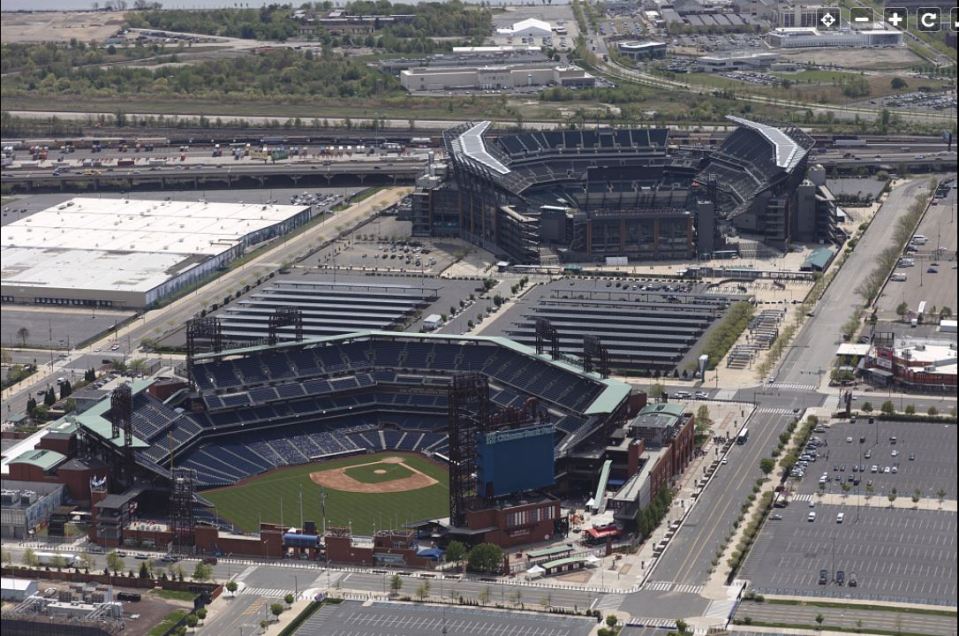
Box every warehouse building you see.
[766,27,903,48]
[691,51,780,72]
[400,63,595,92]
[1,198,311,308]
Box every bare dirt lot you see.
[1,11,125,44]
[778,47,920,70]
[309,456,438,494]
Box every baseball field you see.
[202,452,449,535]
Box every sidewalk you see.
[812,492,957,512]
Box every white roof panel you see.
[726,115,806,171]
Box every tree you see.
[861,402,872,413]
[880,400,895,415]
[106,551,124,573]
[415,579,431,601]
[139,561,150,578]
[695,404,712,430]
[815,613,825,630]
[17,326,30,347]
[196,608,207,620]
[43,387,57,407]
[888,487,898,504]
[928,406,939,416]
[270,603,285,620]
[759,458,776,476]
[445,540,467,568]
[284,593,295,605]
[675,618,691,635]
[467,543,503,574]
[647,382,665,399]
[59,380,73,399]
[895,302,909,319]
[606,614,619,628]
[185,614,199,628]
[226,580,238,595]
[389,574,402,596]
[23,548,38,567]
[478,586,492,605]
[192,561,212,582]
[904,404,916,415]
[890,77,908,91]
[1,548,12,566]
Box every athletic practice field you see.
[202,452,449,535]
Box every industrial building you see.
[412,117,825,265]
[1,198,311,308]
[400,63,595,92]
[618,41,668,61]
[766,27,903,48]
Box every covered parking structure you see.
[216,280,438,342]
[498,294,734,374]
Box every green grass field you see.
[203,453,448,535]
[344,462,413,484]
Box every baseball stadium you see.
[61,326,648,557]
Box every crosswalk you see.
[767,382,818,392]
[755,407,800,416]
[792,493,814,502]
[713,389,737,401]
[642,580,704,594]
[239,586,292,599]
[627,617,677,629]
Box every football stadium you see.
[411,116,825,264]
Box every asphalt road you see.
[777,178,934,387]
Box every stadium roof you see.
[73,380,153,450]
[450,121,511,175]
[193,330,631,416]
[726,116,807,171]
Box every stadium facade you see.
[412,117,829,264]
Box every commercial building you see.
[1,480,65,540]
[766,27,903,48]
[1,198,312,308]
[496,18,553,38]
[400,63,595,92]
[691,51,779,72]
[618,41,668,61]
[863,334,957,392]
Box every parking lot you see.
[790,418,957,500]
[1,307,137,350]
[875,179,957,324]
[295,600,595,636]
[741,503,957,605]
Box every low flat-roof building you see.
[766,27,903,48]
[496,18,553,38]
[1,198,311,308]
[691,51,779,72]
[400,63,594,92]
[864,335,957,392]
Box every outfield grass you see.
[344,462,413,484]
[203,452,448,535]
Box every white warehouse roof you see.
[1,197,309,257]
[496,18,552,35]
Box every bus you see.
[737,428,749,445]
